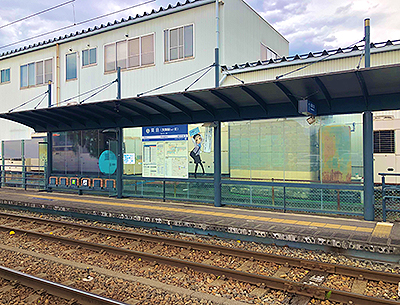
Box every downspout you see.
[56,43,60,106]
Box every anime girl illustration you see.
[190,133,205,178]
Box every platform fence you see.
[376,173,400,222]
[0,165,46,190]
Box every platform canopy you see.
[1,64,400,132]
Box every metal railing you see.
[379,172,400,221]
[0,164,46,190]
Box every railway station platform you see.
[0,188,399,261]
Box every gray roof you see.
[0,0,212,60]
[222,39,400,74]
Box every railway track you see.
[0,265,127,305]
[0,211,399,305]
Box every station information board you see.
[142,125,189,178]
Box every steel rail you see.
[0,266,128,305]
[0,211,399,284]
[0,224,398,305]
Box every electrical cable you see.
[276,39,365,80]
[0,0,155,51]
[0,0,76,30]
[9,91,48,113]
[137,64,215,97]
[184,66,213,91]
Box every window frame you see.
[104,32,155,74]
[0,68,10,84]
[260,43,279,61]
[82,47,97,68]
[66,52,78,81]
[164,23,195,63]
[20,58,53,89]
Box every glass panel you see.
[82,49,89,66]
[36,61,43,85]
[170,28,178,48]
[3,140,22,159]
[123,127,142,175]
[66,53,77,80]
[45,59,52,83]
[184,25,193,58]
[24,139,42,159]
[170,47,178,61]
[20,65,27,87]
[141,34,154,65]
[104,44,116,72]
[28,63,35,86]
[116,41,127,69]
[128,38,140,68]
[1,69,10,83]
[89,48,96,65]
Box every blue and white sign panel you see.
[142,125,188,142]
[298,99,317,116]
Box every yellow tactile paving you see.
[282,219,298,224]
[356,227,374,233]
[20,194,376,235]
[339,225,357,231]
[372,222,393,238]
[324,224,341,229]
[310,222,326,227]
[296,221,311,226]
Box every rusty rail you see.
[0,266,128,305]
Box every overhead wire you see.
[0,0,76,30]
[0,0,156,51]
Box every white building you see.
[0,0,288,141]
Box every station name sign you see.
[298,99,317,116]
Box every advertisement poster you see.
[142,125,188,178]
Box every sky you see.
[0,0,399,58]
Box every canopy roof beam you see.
[355,71,369,108]
[313,77,332,111]
[274,82,298,112]
[209,90,240,117]
[240,86,268,114]
[158,96,192,119]
[182,93,215,118]
[118,101,152,122]
[137,98,171,121]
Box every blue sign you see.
[298,99,317,116]
[99,150,117,174]
[189,127,200,137]
[142,125,188,142]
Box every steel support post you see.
[214,121,222,207]
[46,82,52,191]
[22,140,26,190]
[1,141,4,188]
[116,127,123,198]
[363,111,374,220]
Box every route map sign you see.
[142,125,188,178]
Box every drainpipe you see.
[56,44,60,106]
[363,18,374,221]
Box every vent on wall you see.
[374,130,395,153]
[374,115,394,121]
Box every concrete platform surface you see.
[0,189,397,256]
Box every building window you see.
[66,53,77,80]
[20,59,52,88]
[104,33,155,73]
[164,24,193,62]
[260,43,278,61]
[1,68,10,83]
[82,48,97,67]
[374,130,395,153]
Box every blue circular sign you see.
[99,150,117,174]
